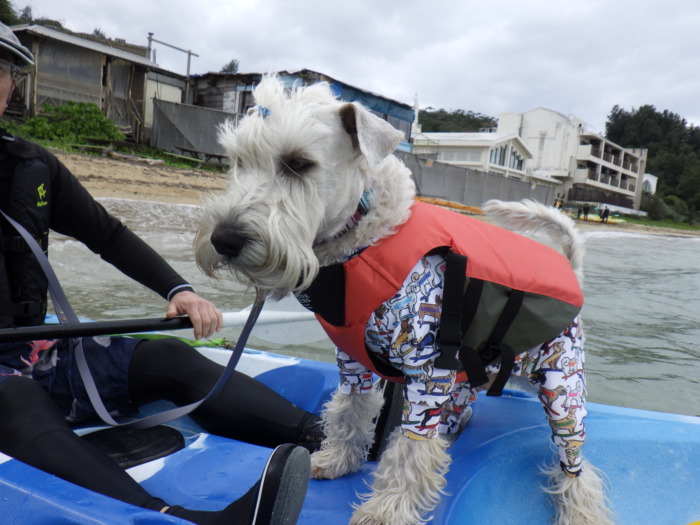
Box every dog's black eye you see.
[280,155,315,176]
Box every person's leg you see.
[0,375,155,505]
[0,375,309,525]
[128,338,323,451]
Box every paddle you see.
[0,294,327,345]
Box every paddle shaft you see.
[0,317,192,343]
[0,309,318,344]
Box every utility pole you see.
[147,33,199,103]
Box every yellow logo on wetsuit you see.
[36,183,47,207]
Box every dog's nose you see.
[211,225,247,258]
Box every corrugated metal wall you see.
[150,99,235,156]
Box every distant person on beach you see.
[0,22,315,525]
[583,204,590,220]
[602,206,611,223]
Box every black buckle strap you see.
[435,251,467,370]
[483,289,524,396]
[436,250,526,396]
[435,252,491,387]
[367,350,404,380]
[0,300,44,317]
[0,236,28,253]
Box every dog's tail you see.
[483,199,585,284]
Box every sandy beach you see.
[56,149,700,239]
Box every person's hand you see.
[165,291,223,340]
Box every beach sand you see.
[56,149,700,239]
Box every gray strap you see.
[1,209,264,428]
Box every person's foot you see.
[295,413,324,453]
[251,443,310,525]
[162,444,310,525]
[251,443,311,525]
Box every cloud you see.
[21,0,700,131]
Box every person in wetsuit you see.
[0,22,320,525]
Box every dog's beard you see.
[195,182,324,299]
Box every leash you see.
[1,209,266,429]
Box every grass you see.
[619,215,700,231]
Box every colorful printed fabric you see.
[335,252,587,475]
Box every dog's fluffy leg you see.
[311,388,384,479]
[543,459,616,525]
[350,429,450,525]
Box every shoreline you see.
[55,150,700,239]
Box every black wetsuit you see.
[0,131,321,520]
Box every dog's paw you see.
[350,496,428,525]
[310,447,360,479]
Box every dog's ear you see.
[339,103,404,167]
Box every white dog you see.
[195,76,614,525]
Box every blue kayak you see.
[1,343,699,525]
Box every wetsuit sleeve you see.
[44,148,192,300]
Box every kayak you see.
[1,336,699,524]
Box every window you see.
[509,150,524,170]
[438,149,482,163]
[490,145,507,166]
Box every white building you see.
[642,173,658,195]
[498,108,648,210]
[412,131,543,182]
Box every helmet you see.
[0,23,34,67]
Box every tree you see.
[418,108,497,133]
[221,58,239,74]
[18,5,31,23]
[605,104,700,221]
[0,0,20,25]
[92,28,107,39]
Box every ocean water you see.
[47,198,700,417]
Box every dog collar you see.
[315,188,372,247]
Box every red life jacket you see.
[297,202,583,389]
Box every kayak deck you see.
[1,347,699,524]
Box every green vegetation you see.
[6,102,124,146]
[3,102,224,172]
[606,105,700,224]
[619,214,700,232]
[0,1,64,29]
[418,108,497,133]
[220,58,240,73]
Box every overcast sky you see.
[19,0,700,133]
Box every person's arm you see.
[45,149,221,338]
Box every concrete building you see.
[498,108,648,210]
[411,131,541,183]
[642,173,658,195]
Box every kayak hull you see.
[1,346,699,524]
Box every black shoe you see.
[295,413,324,453]
[251,444,310,525]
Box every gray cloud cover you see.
[23,0,700,132]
